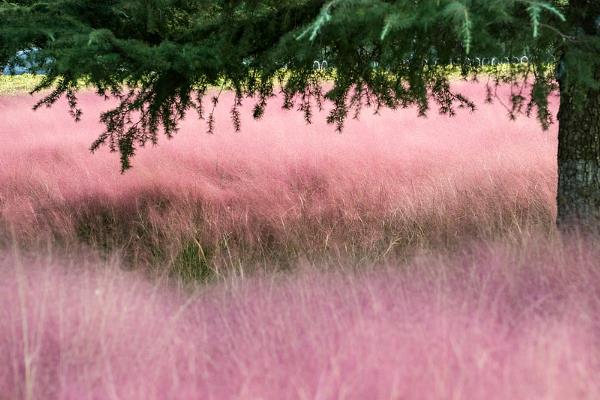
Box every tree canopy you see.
[1,0,598,171]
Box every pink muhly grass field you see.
[2,237,600,399]
[3,82,588,399]
[0,83,558,269]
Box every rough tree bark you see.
[557,77,600,226]
[556,1,600,227]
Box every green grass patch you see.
[0,64,543,96]
[0,74,44,95]
[173,239,214,282]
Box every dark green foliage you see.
[1,1,598,170]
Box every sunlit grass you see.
[0,62,546,96]
[0,74,44,95]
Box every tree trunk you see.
[556,0,600,228]
[557,72,600,227]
